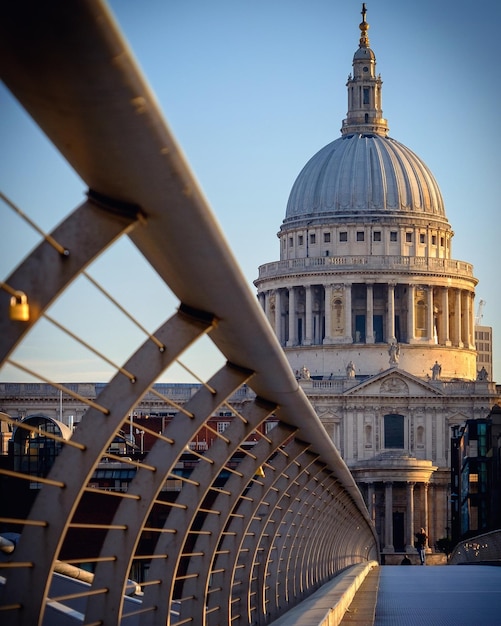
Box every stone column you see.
[264,291,271,324]
[366,283,374,344]
[383,481,394,552]
[464,291,472,348]
[469,292,475,349]
[428,483,435,552]
[344,283,353,343]
[454,289,463,347]
[274,289,282,345]
[407,284,415,342]
[324,284,333,344]
[427,287,434,342]
[258,291,265,311]
[287,287,296,347]
[387,283,396,343]
[423,483,430,549]
[304,286,313,346]
[442,287,451,346]
[406,482,415,552]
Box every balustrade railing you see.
[258,255,474,278]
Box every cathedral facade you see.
[254,5,499,557]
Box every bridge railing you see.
[449,530,501,565]
[0,1,378,624]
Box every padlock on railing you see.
[10,291,30,321]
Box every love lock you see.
[10,291,30,321]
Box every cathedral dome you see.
[284,3,446,228]
[284,133,446,223]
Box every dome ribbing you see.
[285,133,445,222]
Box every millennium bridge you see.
[0,2,378,624]
[2,3,501,626]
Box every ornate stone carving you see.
[380,377,409,395]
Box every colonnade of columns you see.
[365,480,431,554]
[259,282,475,348]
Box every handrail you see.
[0,1,379,624]
[448,530,501,565]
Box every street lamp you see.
[136,429,145,454]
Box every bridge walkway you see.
[341,564,501,626]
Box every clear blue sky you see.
[1,0,500,383]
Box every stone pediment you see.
[314,407,340,421]
[343,368,445,398]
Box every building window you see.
[373,231,381,242]
[384,414,404,449]
[298,235,304,245]
[324,232,331,243]
[13,416,65,478]
[390,231,398,242]
[406,232,412,243]
[440,237,445,247]
[432,235,437,245]
[289,237,293,247]
[363,87,370,104]
[217,422,230,433]
[310,233,316,244]
[356,231,365,241]
[339,231,348,242]
[420,233,426,244]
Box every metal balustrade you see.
[0,1,379,624]
[449,530,501,565]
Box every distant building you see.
[475,325,493,381]
[450,405,501,543]
[0,388,275,582]
[254,5,500,559]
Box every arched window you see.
[13,415,68,478]
[384,413,404,449]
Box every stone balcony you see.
[256,255,474,280]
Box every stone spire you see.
[341,3,389,137]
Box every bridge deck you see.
[342,565,501,626]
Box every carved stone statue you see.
[431,361,441,380]
[477,366,488,381]
[300,365,310,380]
[346,361,356,378]
[388,342,400,365]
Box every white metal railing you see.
[0,2,379,625]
